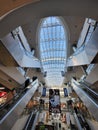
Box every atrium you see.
[0,0,98,130]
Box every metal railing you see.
[0,79,39,130]
[71,79,98,121]
[81,82,98,99]
[0,86,30,120]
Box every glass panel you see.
[39,16,67,87]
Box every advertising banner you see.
[64,88,68,97]
[42,87,46,97]
[49,89,61,113]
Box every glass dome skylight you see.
[39,16,67,87]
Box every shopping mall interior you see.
[0,0,98,130]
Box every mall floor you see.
[11,109,98,130]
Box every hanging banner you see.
[64,88,68,97]
[49,89,61,113]
[42,87,46,97]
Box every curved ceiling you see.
[0,0,97,86]
[0,0,98,38]
[39,16,67,87]
[0,0,39,17]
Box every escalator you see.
[1,32,40,68]
[23,113,36,130]
[0,79,39,130]
[67,20,98,67]
[77,114,91,130]
[81,82,98,104]
[27,114,36,130]
[71,78,98,121]
[23,110,39,130]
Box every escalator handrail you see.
[0,87,28,111]
[0,85,33,121]
[23,112,34,130]
[81,82,98,97]
[23,110,38,130]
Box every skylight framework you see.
[39,17,67,87]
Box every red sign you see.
[0,91,7,98]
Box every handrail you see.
[0,87,27,111]
[0,79,38,120]
[73,81,98,104]
[72,79,98,121]
[74,113,83,130]
[25,114,36,130]
[23,112,34,130]
[31,111,39,130]
[0,87,29,120]
[23,109,38,130]
[81,82,98,98]
[0,79,39,130]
